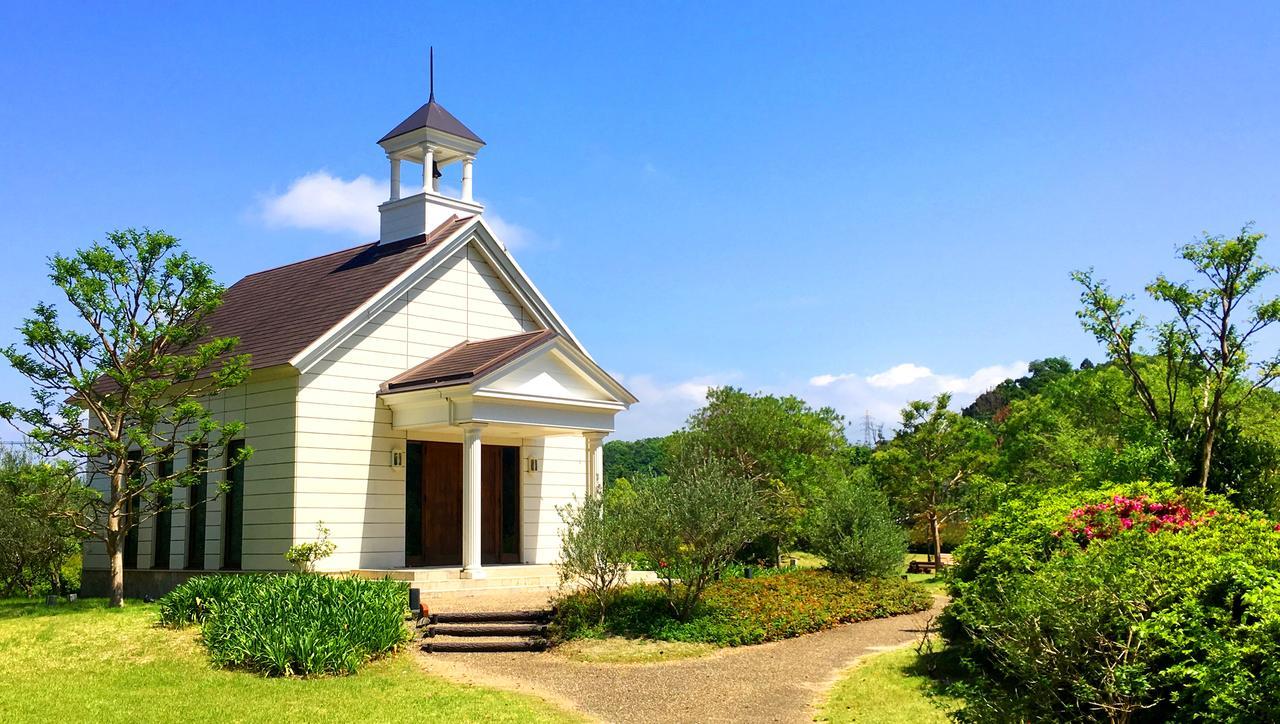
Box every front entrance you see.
[405,441,521,566]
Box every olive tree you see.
[555,493,633,624]
[629,449,767,621]
[0,229,250,607]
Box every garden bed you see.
[553,569,932,647]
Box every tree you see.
[1074,226,1280,490]
[804,469,906,579]
[683,386,851,561]
[555,493,634,624]
[602,437,669,487]
[963,357,1073,421]
[875,393,994,564]
[0,449,89,596]
[0,229,251,607]
[628,451,767,620]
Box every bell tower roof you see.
[379,98,484,145]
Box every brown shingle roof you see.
[381,330,556,394]
[210,215,471,370]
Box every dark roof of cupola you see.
[379,98,485,145]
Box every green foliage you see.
[0,229,252,607]
[804,470,907,579]
[556,493,634,623]
[1073,225,1280,492]
[283,522,336,573]
[603,437,669,486]
[554,569,931,647]
[875,394,997,562]
[626,451,768,620]
[158,574,410,676]
[962,357,1075,421]
[0,450,88,596]
[944,484,1280,721]
[683,386,854,559]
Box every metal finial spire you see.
[429,47,435,102]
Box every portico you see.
[379,330,636,579]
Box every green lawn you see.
[817,644,961,723]
[0,598,577,724]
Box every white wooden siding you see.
[82,373,297,573]
[520,434,590,564]
[295,241,547,571]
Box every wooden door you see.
[482,446,502,563]
[422,442,463,565]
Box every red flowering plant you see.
[1057,494,1216,545]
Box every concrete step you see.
[422,638,548,653]
[430,608,554,624]
[426,623,549,637]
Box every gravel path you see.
[417,595,947,723]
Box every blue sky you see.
[2,3,1279,439]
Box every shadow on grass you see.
[0,597,144,620]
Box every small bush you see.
[554,569,931,647]
[806,473,907,579]
[556,494,633,624]
[158,574,410,676]
[283,522,337,573]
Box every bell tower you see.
[378,51,485,243]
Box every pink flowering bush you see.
[944,483,1280,721]
[1058,494,1214,543]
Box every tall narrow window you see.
[122,450,141,569]
[186,445,207,570]
[152,452,173,569]
[222,440,246,570]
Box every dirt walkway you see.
[418,596,947,723]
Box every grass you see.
[817,643,961,723]
[554,637,717,664]
[904,553,948,594]
[0,598,578,724]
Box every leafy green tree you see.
[0,449,89,596]
[602,436,669,487]
[875,394,995,564]
[627,451,767,620]
[963,357,1073,421]
[1074,226,1280,490]
[683,386,851,561]
[0,229,251,607]
[804,469,906,579]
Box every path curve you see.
[417,596,947,723]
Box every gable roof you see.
[381,330,555,393]
[207,215,470,370]
[379,99,484,145]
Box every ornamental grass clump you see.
[158,574,409,676]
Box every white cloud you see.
[608,360,1025,441]
[806,360,1028,432]
[609,372,733,440]
[256,171,537,249]
[259,171,383,237]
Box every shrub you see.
[283,522,337,573]
[554,569,931,647]
[556,493,632,624]
[158,574,410,676]
[627,453,768,620]
[944,483,1280,721]
[806,473,907,579]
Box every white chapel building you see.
[82,87,636,595]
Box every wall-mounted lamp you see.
[526,457,539,473]
[390,447,405,470]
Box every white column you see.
[461,156,475,202]
[388,156,401,201]
[460,422,487,578]
[421,144,436,194]
[584,432,607,498]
